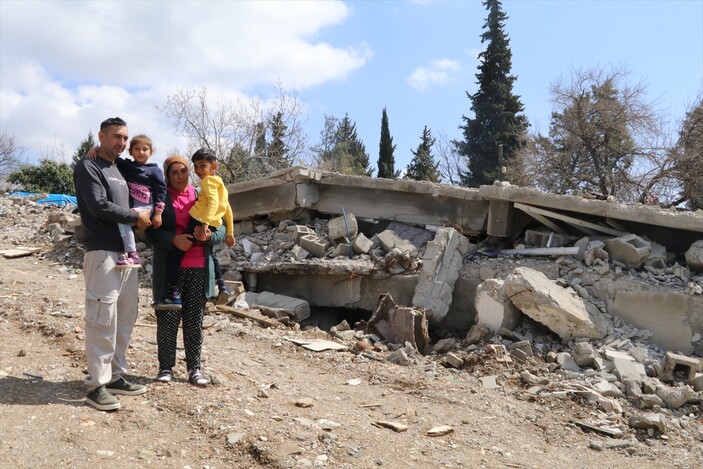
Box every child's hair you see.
[129,134,154,154]
[191,147,217,163]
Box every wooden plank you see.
[513,205,566,234]
[513,203,622,236]
[215,305,285,328]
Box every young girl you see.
[88,135,167,268]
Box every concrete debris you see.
[661,351,701,382]
[685,240,703,271]
[604,234,652,269]
[412,227,472,324]
[628,413,668,433]
[503,267,608,340]
[367,293,429,353]
[474,278,522,332]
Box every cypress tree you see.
[455,0,528,187]
[377,107,398,179]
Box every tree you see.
[435,131,467,185]
[455,0,528,187]
[675,95,703,209]
[521,67,665,202]
[159,83,308,183]
[377,107,398,179]
[267,111,290,171]
[315,114,373,176]
[71,131,97,169]
[7,159,74,195]
[0,131,25,179]
[405,126,440,182]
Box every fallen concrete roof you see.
[227,166,488,234]
[479,185,703,233]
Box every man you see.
[73,117,151,411]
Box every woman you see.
[145,155,225,386]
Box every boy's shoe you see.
[85,386,120,411]
[155,369,172,383]
[216,286,232,305]
[115,253,141,269]
[153,298,182,311]
[168,287,182,306]
[105,377,147,396]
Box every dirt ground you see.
[0,242,701,469]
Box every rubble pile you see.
[3,190,703,446]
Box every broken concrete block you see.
[387,348,411,366]
[603,234,652,269]
[299,234,328,258]
[685,239,703,270]
[645,241,668,271]
[441,352,464,368]
[413,227,471,325]
[367,293,429,354]
[351,232,373,255]
[377,229,417,256]
[571,341,599,368]
[655,384,695,410]
[330,243,353,258]
[628,413,668,433]
[247,291,310,322]
[464,323,490,346]
[291,244,310,260]
[234,220,254,236]
[690,373,703,392]
[328,212,358,242]
[611,357,646,382]
[474,278,522,332]
[556,352,580,372]
[503,267,608,340]
[661,351,701,382]
[508,340,534,357]
[293,225,315,244]
[479,375,499,389]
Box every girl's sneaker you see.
[116,252,141,269]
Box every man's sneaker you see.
[189,369,208,387]
[85,386,120,411]
[216,286,232,305]
[115,253,141,269]
[106,377,147,396]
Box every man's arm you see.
[74,160,137,225]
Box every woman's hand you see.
[193,224,211,242]
[172,233,194,251]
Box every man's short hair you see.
[100,117,127,131]
[191,147,217,163]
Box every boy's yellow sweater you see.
[189,174,233,236]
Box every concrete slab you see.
[611,291,693,353]
[503,267,608,340]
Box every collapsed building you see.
[7,166,703,439]
[219,167,702,349]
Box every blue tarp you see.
[8,191,77,206]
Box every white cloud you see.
[406,59,463,91]
[0,0,370,165]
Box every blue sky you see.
[1,0,701,176]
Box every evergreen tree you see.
[9,159,74,195]
[377,107,398,179]
[71,131,96,169]
[253,122,266,158]
[406,126,440,182]
[317,114,373,176]
[455,0,528,187]
[267,111,289,171]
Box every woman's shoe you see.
[188,369,208,387]
[156,369,172,383]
